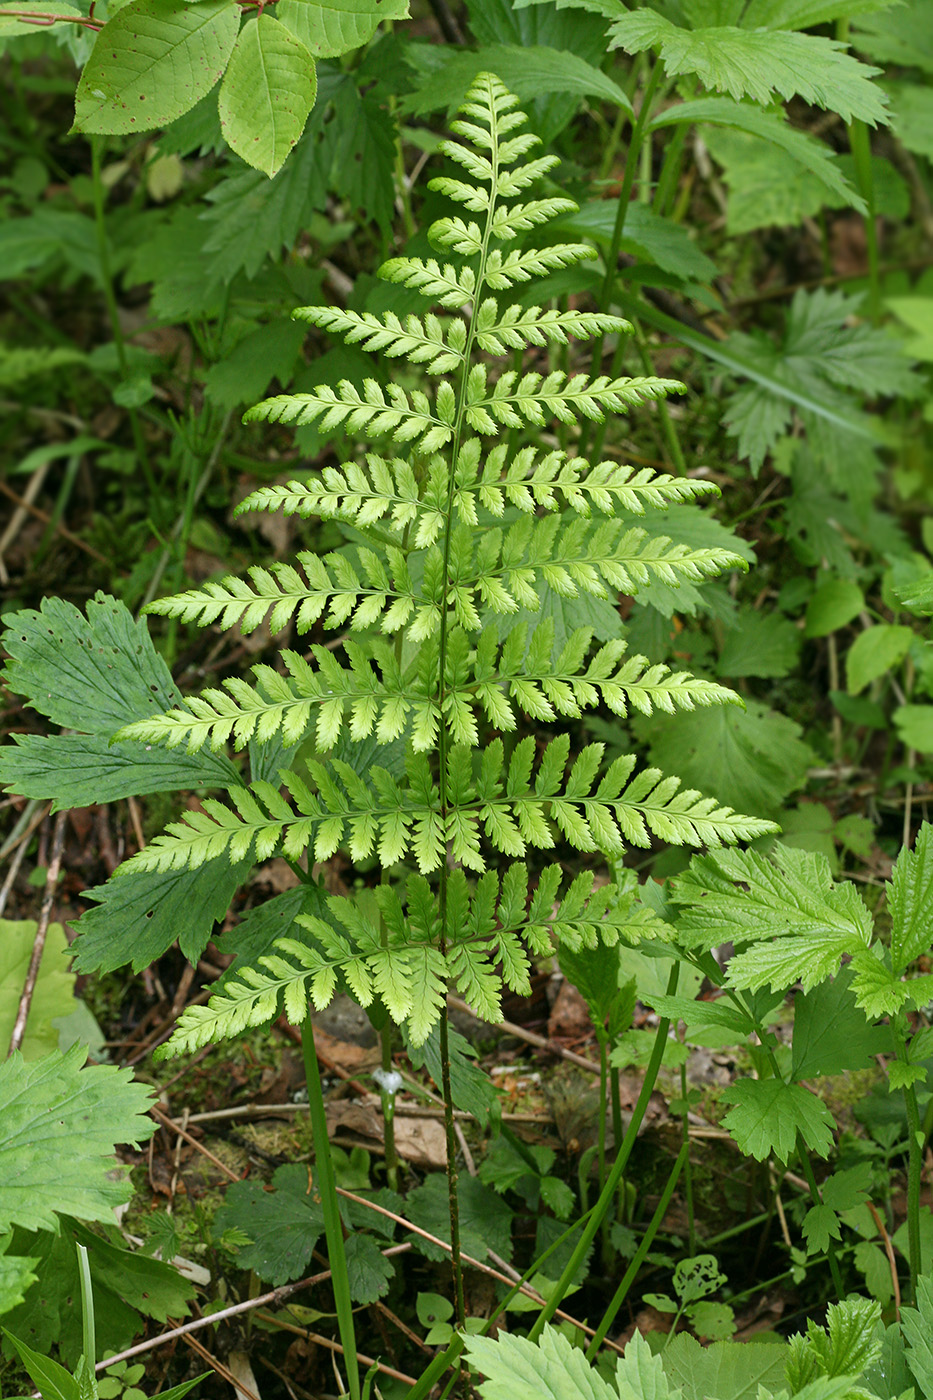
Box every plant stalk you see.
[300,1018,361,1400]
[528,963,680,1341]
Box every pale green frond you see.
[429,174,491,214]
[490,197,578,241]
[484,243,596,289]
[474,303,630,356]
[117,642,428,754]
[246,378,453,452]
[466,368,683,433]
[376,256,476,308]
[145,547,412,637]
[294,305,464,375]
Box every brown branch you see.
[0,481,109,565]
[8,811,67,1056]
[0,9,103,27]
[867,1200,901,1320]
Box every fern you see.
[112,72,772,1054]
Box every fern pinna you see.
[119,73,771,1059]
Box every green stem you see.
[379,1020,400,1193]
[598,1035,608,1196]
[849,119,881,322]
[300,1019,360,1400]
[797,1145,846,1301]
[438,1005,466,1331]
[528,963,680,1342]
[898,1028,923,1302]
[90,136,156,501]
[586,1141,688,1361]
[77,1242,96,1367]
[680,1062,696,1256]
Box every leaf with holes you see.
[218,16,317,177]
[73,0,239,135]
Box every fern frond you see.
[294,306,464,375]
[246,378,452,452]
[125,735,773,880]
[145,546,413,636]
[483,244,596,288]
[465,368,683,433]
[377,257,476,308]
[474,302,630,355]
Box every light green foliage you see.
[661,1335,788,1400]
[77,74,772,1056]
[217,16,317,177]
[0,921,76,1060]
[73,0,241,135]
[0,1045,154,1235]
[278,0,409,58]
[609,10,887,123]
[786,1298,882,1391]
[901,1274,933,1399]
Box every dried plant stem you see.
[8,809,66,1056]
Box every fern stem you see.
[89,136,155,503]
[433,77,504,1323]
[528,963,680,1342]
[300,1018,361,1400]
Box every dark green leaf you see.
[791,972,886,1079]
[214,1164,325,1286]
[717,609,800,678]
[72,857,251,975]
[344,1233,393,1305]
[406,1172,513,1264]
[721,1077,835,1159]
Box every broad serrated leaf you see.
[721,1077,835,1160]
[3,1220,193,1368]
[466,1322,622,1400]
[407,43,632,118]
[0,1045,154,1235]
[557,199,717,284]
[636,698,812,819]
[218,16,317,177]
[610,11,887,124]
[661,1334,788,1400]
[71,856,251,975]
[717,609,800,679]
[405,1172,512,1265]
[344,1232,393,1304]
[73,0,239,134]
[888,823,933,975]
[791,971,886,1079]
[0,593,239,807]
[215,1164,324,1286]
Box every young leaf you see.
[846,624,913,694]
[214,1164,325,1285]
[73,0,239,135]
[218,16,317,177]
[888,823,933,975]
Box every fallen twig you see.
[8,810,67,1056]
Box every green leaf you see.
[344,1232,393,1305]
[557,200,717,283]
[405,1172,513,1265]
[853,0,933,74]
[885,81,933,161]
[0,921,76,1061]
[0,593,239,808]
[609,12,887,124]
[661,1334,788,1400]
[902,1274,933,1400]
[275,0,409,58]
[407,43,632,117]
[330,75,397,231]
[73,0,240,135]
[3,1328,78,1400]
[466,1323,622,1400]
[218,16,317,178]
[895,704,933,753]
[846,624,913,694]
[72,856,251,975]
[214,1164,325,1286]
[0,1253,39,1317]
[204,318,307,410]
[888,823,933,974]
[637,698,812,820]
[791,971,886,1079]
[0,1045,154,1235]
[805,579,866,638]
[717,609,800,679]
[406,1021,497,1129]
[721,1077,835,1160]
[3,1220,193,1368]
